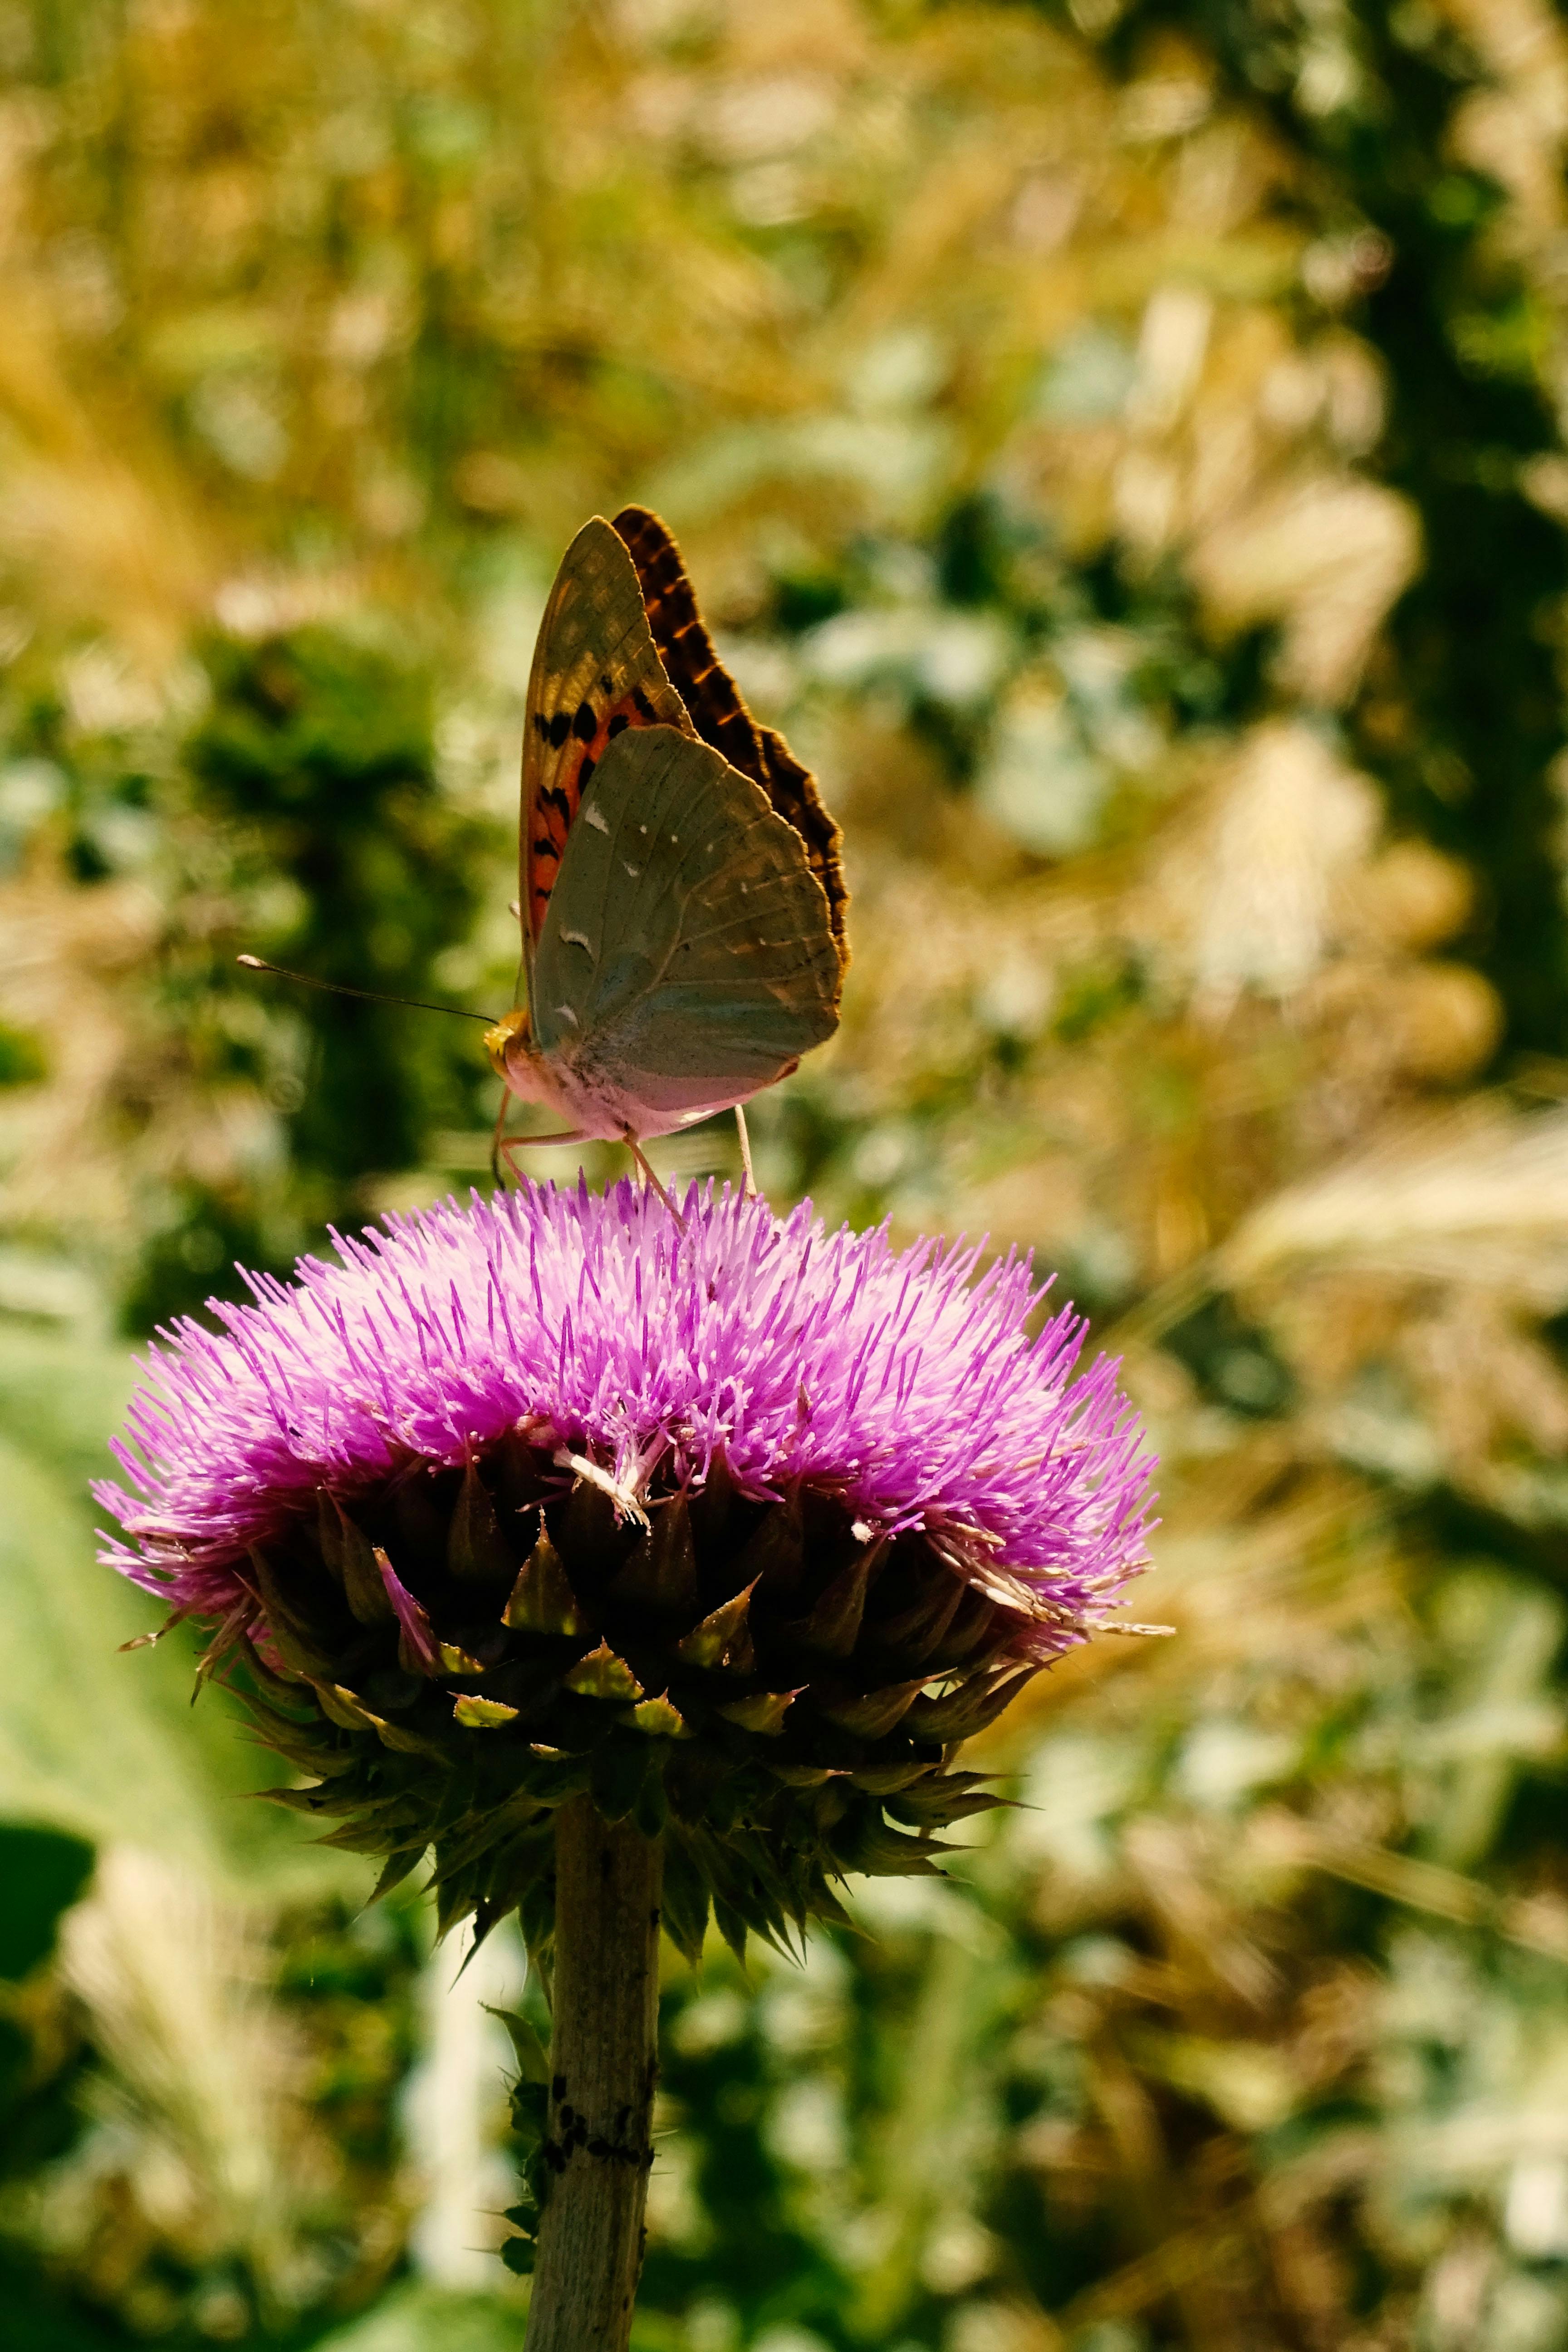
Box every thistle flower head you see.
[98,1180,1155,1959]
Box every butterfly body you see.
[495,513,847,1153]
[490,1027,802,1148]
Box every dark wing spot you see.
[632,687,656,722]
[540,785,572,817]
[578,755,596,787]
[532,835,559,859]
[607,713,630,739]
[548,710,572,750]
[573,700,597,740]
[533,712,552,740]
[599,674,613,694]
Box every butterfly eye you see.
[484,1007,530,1079]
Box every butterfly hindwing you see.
[521,517,694,962]
[532,724,840,1125]
[612,505,849,977]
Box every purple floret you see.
[98,1179,1155,1657]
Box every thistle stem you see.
[526,1796,664,2351]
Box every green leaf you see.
[438,1642,487,1676]
[905,1663,1039,1744]
[661,1835,713,1967]
[245,1545,333,1677]
[840,1812,946,1877]
[884,1769,1001,1825]
[611,1495,699,1612]
[503,1524,585,1637]
[675,1578,758,1673]
[629,1690,693,1739]
[792,1539,883,1657]
[372,1716,451,1760]
[447,1458,516,1584]
[374,1547,443,1676]
[509,2074,550,2149]
[715,1687,802,1736]
[312,1680,380,1731]
[484,2004,551,2085]
[368,1847,426,1904]
[452,1692,520,1729]
[564,1638,644,1702]
[733,1489,805,1602]
[863,1563,965,1662]
[815,1674,931,1737]
[318,1490,394,1625]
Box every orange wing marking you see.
[526,681,663,940]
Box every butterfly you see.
[483,507,848,1186]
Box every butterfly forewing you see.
[521,517,694,967]
[612,505,849,976]
[532,724,840,1129]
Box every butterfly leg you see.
[489,1085,512,1186]
[623,1132,685,1229]
[734,1102,755,1198]
[498,1125,593,1185]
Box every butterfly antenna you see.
[237,956,499,1025]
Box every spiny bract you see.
[98,1179,1155,1964]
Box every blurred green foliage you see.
[1109,0,1568,1049]
[3,0,1568,2347]
[185,632,481,1182]
[125,627,492,1329]
[0,1825,94,1986]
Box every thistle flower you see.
[97,1179,1154,1963]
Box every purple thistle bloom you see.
[97,1178,1154,1662]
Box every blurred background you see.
[4,0,1568,2346]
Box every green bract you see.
[243,1436,1025,1970]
